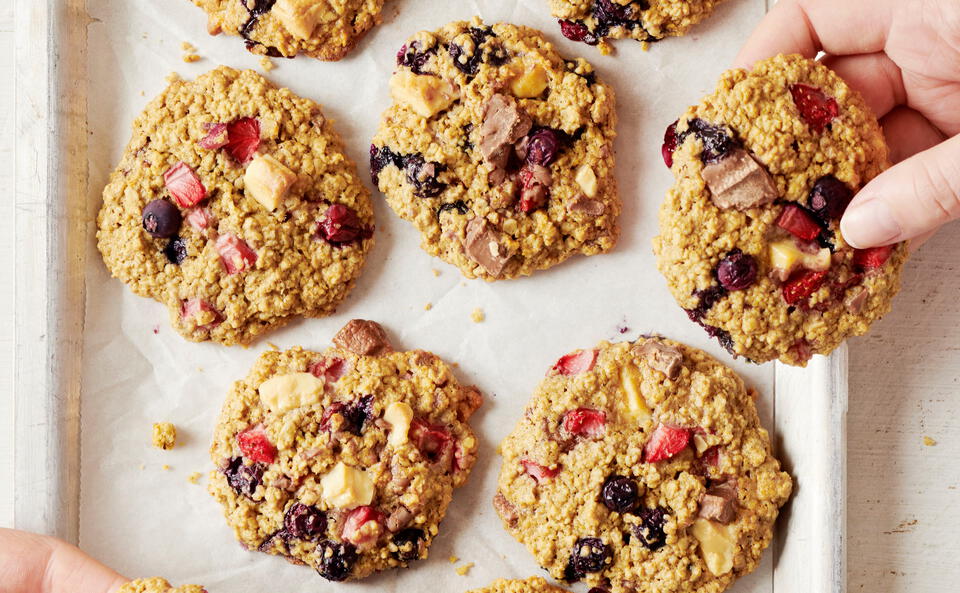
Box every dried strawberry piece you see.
[411,419,454,468]
[521,459,560,483]
[776,204,822,241]
[700,445,721,467]
[643,424,691,463]
[185,207,214,231]
[309,357,347,383]
[341,506,385,547]
[853,245,893,269]
[164,162,207,208]
[661,120,679,168]
[180,298,222,329]
[215,233,257,274]
[782,269,829,305]
[562,408,607,438]
[790,84,839,133]
[551,349,598,376]
[316,204,372,246]
[198,123,229,150]
[237,425,276,464]
[224,117,261,164]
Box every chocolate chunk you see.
[493,491,519,528]
[479,94,532,171]
[464,217,511,277]
[386,505,414,533]
[844,286,868,314]
[333,320,392,356]
[702,148,778,210]
[568,194,606,216]
[520,164,552,211]
[698,480,738,524]
[637,340,684,380]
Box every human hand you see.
[0,528,127,593]
[734,0,960,249]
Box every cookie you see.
[97,67,374,346]
[208,320,482,581]
[469,577,571,593]
[190,0,385,60]
[118,578,205,593]
[370,19,619,281]
[553,0,725,52]
[654,54,907,366]
[494,337,792,593]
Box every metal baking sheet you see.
[14,0,844,592]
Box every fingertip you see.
[840,194,902,249]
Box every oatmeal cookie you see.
[370,19,619,281]
[494,337,792,593]
[97,67,373,346]
[553,0,725,52]
[654,54,907,365]
[469,577,571,593]
[118,578,205,593]
[208,320,482,581]
[190,0,385,60]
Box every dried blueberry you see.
[685,119,737,163]
[142,199,182,238]
[703,324,736,355]
[569,537,611,576]
[370,144,400,185]
[342,395,374,435]
[716,250,758,291]
[315,540,357,582]
[632,507,667,551]
[437,200,469,219]
[223,457,265,498]
[239,0,279,54]
[448,27,495,76]
[685,285,727,322]
[404,154,445,198]
[526,128,561,166]
[284,503,326,540]
[808,175,853,221]
[601,475,640,514]
[397,41,436,75]
[391,528,426,563]
[163,236,187,265]
[316,204,372,247]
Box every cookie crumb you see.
[432,269,441,277]
[260,57,275,72]
[138,463,145,471]
[182,54,201,63]
[448,555,459,564]
[267,342,279,351]
[455,562,474,576]
[471,308,485,323]
[424,303,433,311]
[161,464,171,471]
[181,41,196,51]
[923,436,937,446]
[151,422,177,450]
[187,472,203,484]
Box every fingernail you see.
[841,197,902,248]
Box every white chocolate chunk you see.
[620,363,652,422]
[769,240,831,275]
[320,462,374,508]
[510,64,549,98]
[389,70,460,118]
[384,402,414,447]
[692,518,738,576]
[244,154,297,211]
[273,0,326,40]
[258,372,324,414]
[575,165,598,198]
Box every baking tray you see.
[14,0,845,592]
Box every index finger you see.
[734,0,896,68]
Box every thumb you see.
[841,133,960,248]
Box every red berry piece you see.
[559,20,597,45]
[782,269,829,305]
[643,423,690,463]
[776,204,822,240]
[551,349,598,376]
[309,357,347,383]
[185,207,214,231]
[340,506,385,547]
[853,245,893,269]
[562,408,607,438]
[215,233,257,274]
[661,120,679,168]
[198,123,229,150]
[701,445,721,467]
[237,424,276,464]
[164,162,207,208]
[180,298,222,329]
[316,204,372,246]
[790,84,839,133]
[224,117,261,164]
[521,459,560,484]
[410,419,454,468]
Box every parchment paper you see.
[80,1,776,591]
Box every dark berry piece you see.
[342,395,374,435]
[283,503,326,540]
[437,200,469,219]
[448,27,495,76]
[223,457,265,498]
[601,475,640,514]
[404,154,445,198]
[686,119,737,163]
[391,528,426,563]
[316,204,372,247]
[633,507,667,550]
[526,128,560,166]
[397,41,436,75]
[588,589,610,593]
[142,199,182,238]
[370,144,400,185]
[661,120,679,168]
[808,175,854,221]
[703,324,736,354]
[315,540,357,582]
[486,43,510,66]
[163,236,187,265]
[686,285,727,322]
[569,537,612,575]
[717,250,758,291]
[559,20,599,45]
[594,0,634,24]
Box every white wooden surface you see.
[1,4,959,593]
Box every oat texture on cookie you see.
[97,67,373,346]
[371,19,620,281]
[118,578,206,593]
[654,54,907,366]
[494,337,792,593]
[468,577,573,593]
[552,0,725,52]
[190,0,386,60]
[208,320,483,581]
